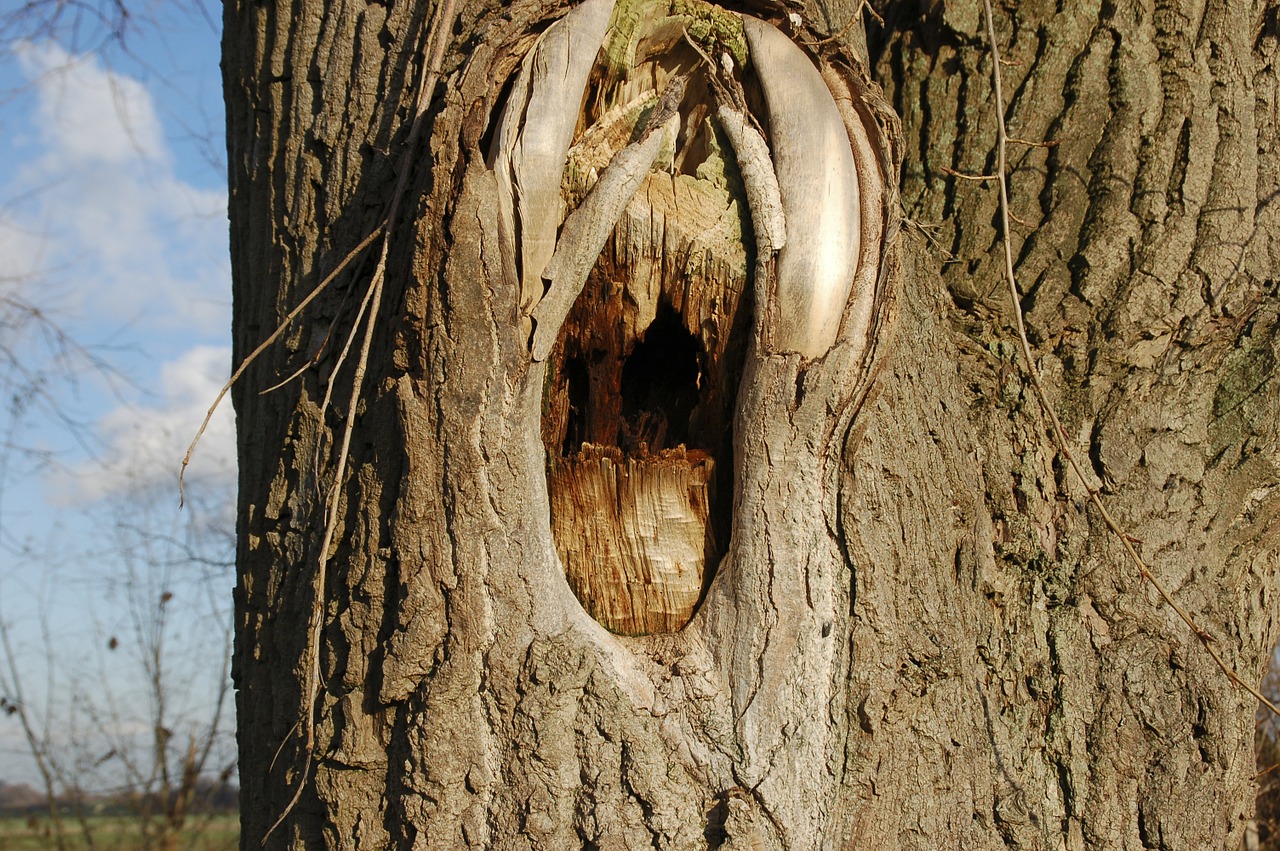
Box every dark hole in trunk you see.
[619,303,701,454]
[560,355,590,456]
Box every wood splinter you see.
[713,103,786,254]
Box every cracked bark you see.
[225,0,1280,848]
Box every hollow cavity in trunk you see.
[540,32,756,634]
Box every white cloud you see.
[52,345,235,504]
[0,43,234,507]
[18,42,168,165]
[0,209,49,289]
[5,42,230,335]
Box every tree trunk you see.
[223,0,1280,848]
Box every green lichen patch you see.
[668,0,746,67]
[601,0,746,77]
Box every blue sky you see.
[0,7,236,788]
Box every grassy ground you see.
[0,813,238,850]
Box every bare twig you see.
[1006,208,1037,230]
[310,259,382,476]
[258,357,318,397]
[980,0,1280,718]
[260,272,361,397]
[941,165,995,182]
[179,222,385,504]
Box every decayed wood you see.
[550,444,715,635]
[530,105,681,361]
[534,20,755,636]
[541,165,750,631]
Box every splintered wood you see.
[550,445,716,635]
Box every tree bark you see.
[224,0,1280,848]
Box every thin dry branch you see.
[309,259,383,481]
[941,165,994,182]
[1006,208,1037,230]
[1007,136,1060,148]
[257,272,360,398]
[980,0,1280,718]
[258,358,316,397]
[178,222,385,504]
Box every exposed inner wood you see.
[542,47,753,633]
[550,444,716,635]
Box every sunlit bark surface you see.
[224,0,1280,847]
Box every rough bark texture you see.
[224,0,1280,849]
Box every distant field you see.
[0,814,238,850]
